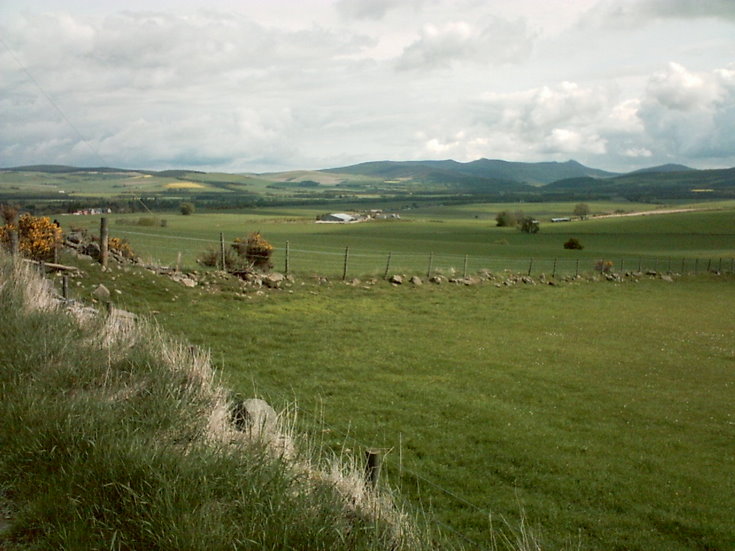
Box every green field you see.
[47,201,734,550]
[68,258,734,550]
[62,201,735,278]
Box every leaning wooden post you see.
[384,252,392,279]
[342,246,349,281]
[427,252,434,278]
[364,449,382,488]
[463,254,469,278]
[706,258,712,272]
[718,257,722,272]
[284,241,290,275]
[219,232,226,272]
[99,217,109,269]
[62,275,69,299]
[527,258,533,276]
[552,258,557,278]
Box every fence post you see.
[427,252,433,278]
[364,449,382,488]
[220,232,226,272]
[62,275,69,300]
[527,258,533,276]
[718,258,722,273]
[620,258,625,273]
[681,257,686,274]
[552,258,557,278]
[707,258,712,272]
[463,254,468,278]
[575,258,579,277]
[99,217,109,269]
[285,241,290,275]
[694,258,699,274]
[176,252,182,273]
[638,257,642,272]
[653,257,658,272]
[342,246,349,281]
[384,252,392,279]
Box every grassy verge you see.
[0,257,445,551]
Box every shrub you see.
[564,237,584,250]
[495,210,519,227]
[595,259,614,273]
[519,217,540,234]
[108,237,136,259]
[232,232,274,271]
[0,213,62,261]
[197,247,241,269]
[180,202,195,215]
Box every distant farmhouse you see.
[317,210,401,223]
[319,213,357,223]
[551,217,571,223]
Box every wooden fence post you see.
[285,241,290,275]
[99,217,109,269]
[364,449,382,488]
[575,258,579,277]
[552,258,557,278]
[463,254,468,278]
[619,258,625,273]
[527,258,533,276]
[694,258,699,274]
[681,257,686,274]
[707,258,712,272]
[638,257,642,272]
[342,246,349,281]
[427,252,433,278]
[220,232,226,272]
[384,252,392,279]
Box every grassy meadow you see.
[46,199,735,550]
[62,200,735,278]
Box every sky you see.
[1,0,734,173]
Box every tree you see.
[564,237,584,250]
[519,216,539,234]
[180,202,195,215]
[573,203,590,220]
[495,210,520,227]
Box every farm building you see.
[551,217,571,223]
[320,213,357,223]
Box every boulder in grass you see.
[231,398,277,436]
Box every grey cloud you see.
[582,0,735,29]
[336,0,433,20]
[396,17,535,71]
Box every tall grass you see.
[0,257,445,550]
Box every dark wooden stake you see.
[342,246,349,281]
[285,241,290,275]
[552,258,557,278]
[384,252,392,279]
[463,254,468,278]
[427,252,433,278]
[220,232,226,272]
[99,217,109,269]
[527,258,533,276]
[364,449,382,488]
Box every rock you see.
[429,275,445,284]
[92,283,110,302]
[263,272,285,289]
[409,276,423,285]
[389,274,403,285]
[231,398,277,436]
[66,232,83,244]
[83,242,101,259]
[661,274,674,282]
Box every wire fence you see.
[112,228,735,279]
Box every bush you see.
[180,202,195,215]
[595,259,614,273]
[197,247,241,269]
[519,217,539,234]
[564,238,584,250]
[0,213,62,261]
[232,232,274,271]
[495,210,519,227]
[108,237,136,259]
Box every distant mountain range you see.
[3,159,734,201]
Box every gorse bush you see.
[0,213,62,261]
[564,237,584,250]
[0,258,443,550]
[232,232,274,271]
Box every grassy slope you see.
[0,260,441,551]
[74,251,735,550]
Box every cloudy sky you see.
[1,0,734,173]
